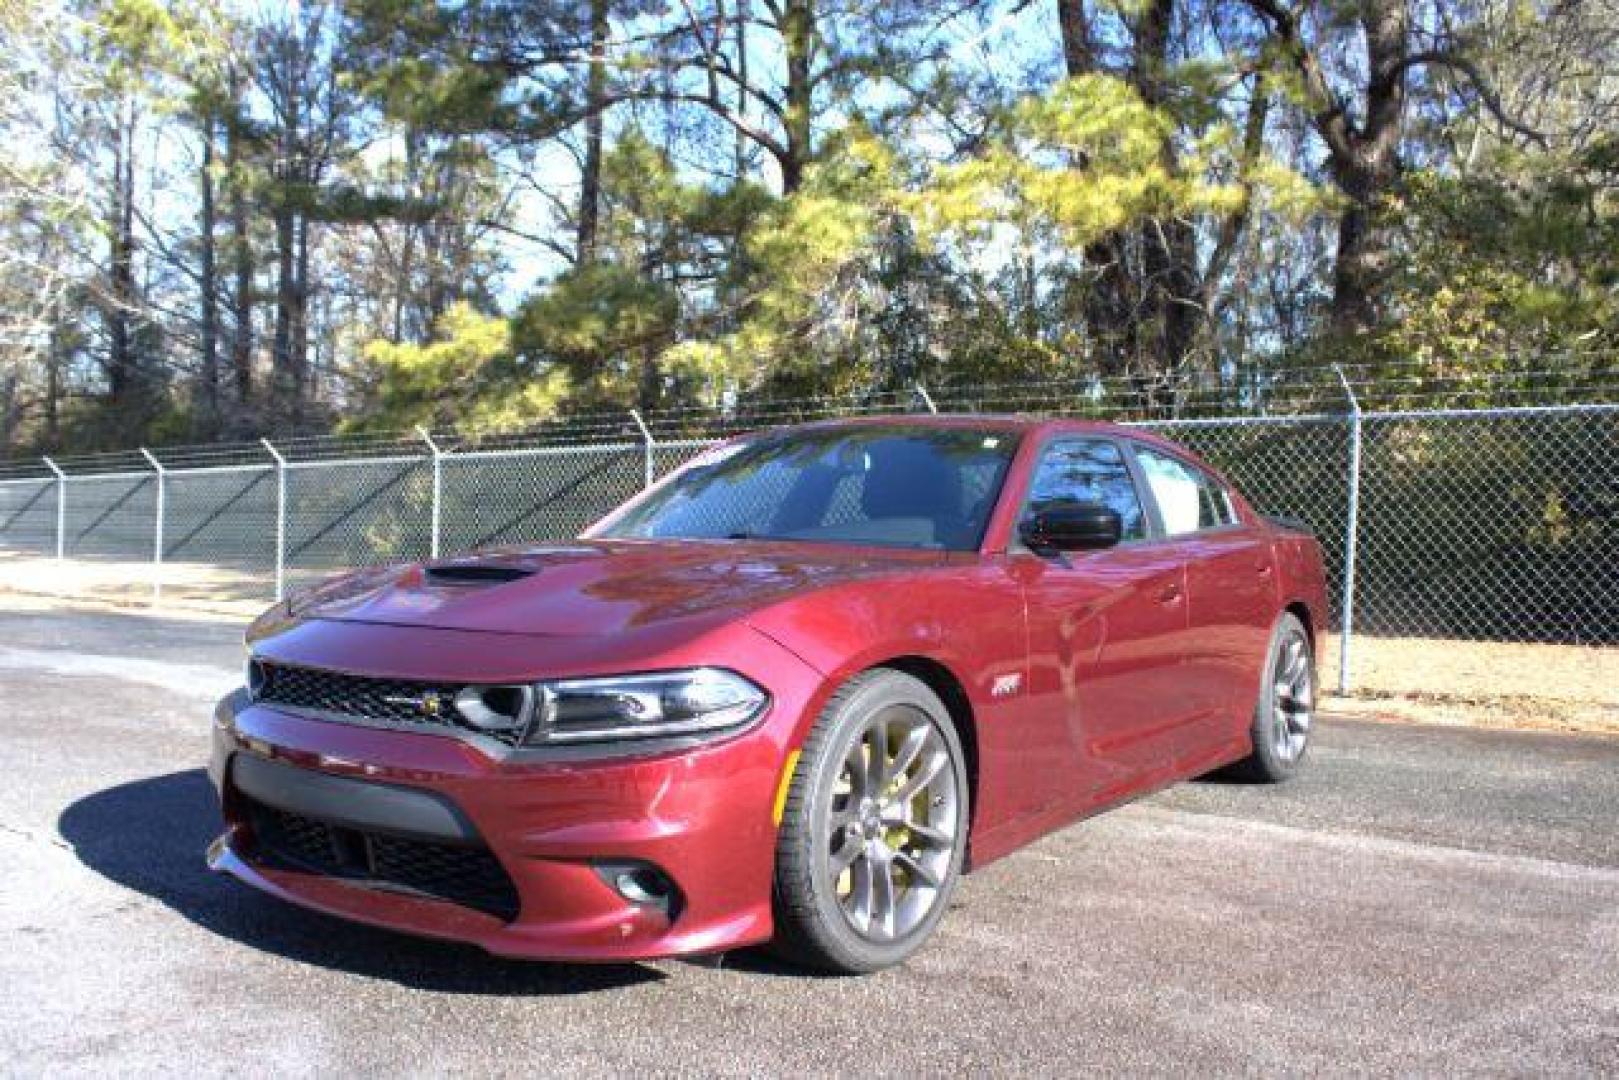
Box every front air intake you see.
[244,796,521,921]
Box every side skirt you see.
[963,733,1252,872]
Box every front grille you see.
[245,797,521,921]
[256,662,465,729]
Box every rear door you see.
[1014,437,1192,796]
[1130,444,1277,753]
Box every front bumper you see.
[207,645,821,962]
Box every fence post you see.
[41,456,65,562]
[139,448,166,605]
[1333,366,1362,695]
[262,438,287,602]
[629,409,655,489]
[915,383,939,414]
[417,426,443,559]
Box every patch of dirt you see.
[0,552,265,622]
[1320,632,1619,735]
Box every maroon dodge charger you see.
[209,416,1327,972]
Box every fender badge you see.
[991,673,1023,698]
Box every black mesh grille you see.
[246,798,521,921]
[257,804,338,866]
[256,662,539,748]
[256,663,464,728]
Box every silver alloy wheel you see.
[824,705,960,942]
[1272,631,1314,762]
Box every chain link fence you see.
[1,403,1615,709]
[0,476,56,557]
[1354,407,1619,644]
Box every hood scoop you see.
[422,563,535,587]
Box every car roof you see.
[785,412,1162,442]
[773,412,1210,467]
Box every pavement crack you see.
[0,822,74,852]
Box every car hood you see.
[273,539,952,639]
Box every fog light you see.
[594,861,681,919]
[615,868,668,905]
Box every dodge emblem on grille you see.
[382,691,446,717]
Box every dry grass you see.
[2,552,1615,735]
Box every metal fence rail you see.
[2,403,1615,696]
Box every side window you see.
[1024,439,1148,541]
[1134,447,1236,536]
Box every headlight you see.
[525,668,768,745]
[246,656,267,700]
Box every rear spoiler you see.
[1262,513,1315,536]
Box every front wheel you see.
[770,669,969,973]
[1229,612,1316,782]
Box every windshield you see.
[594,425,1020,551]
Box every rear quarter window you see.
[1134,447,1237,535]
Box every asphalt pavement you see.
[1,602,1615,1076]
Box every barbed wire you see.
[3,361,1617,475]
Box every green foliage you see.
[669,124,899,389]
[89,0,183,92]
[916,76,1181,248]
[1352,141,1619,391]
[7,0,1619,459]
[513,263,678,399]
[508,129,764,411]
[353,303,568,432]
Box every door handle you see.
[1256,562,1274,576]
[1158,584,1183,604]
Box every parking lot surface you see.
[1,603,1616,1075]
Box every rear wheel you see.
[770,669,968,973]
[1229,612,1315,782]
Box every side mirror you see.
[1020,502,1123,554]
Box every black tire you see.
[1228,612,1316,783]
[770,669,969,974]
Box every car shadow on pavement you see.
[57,769,662,995]
[1192,767,1269,785]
